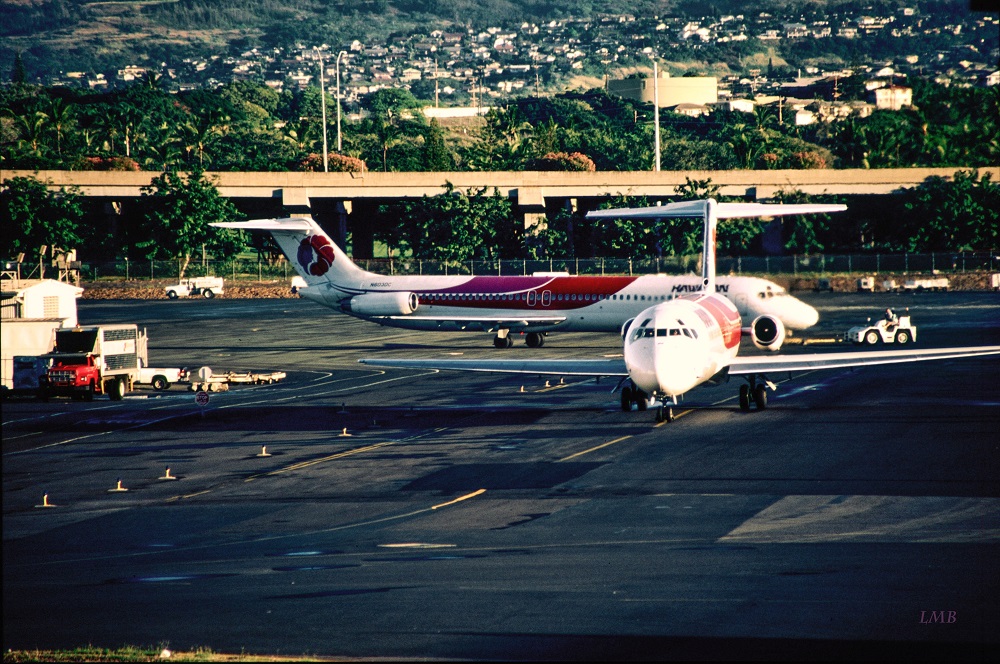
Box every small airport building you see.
[1,278,83,391]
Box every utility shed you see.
[1,278,83,391]
[1,278,82,326]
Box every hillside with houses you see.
[4,0,997,105]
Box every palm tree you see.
[724,121,765,169]
[182,110,230,167]
[15,111,48,156]
[44,97,74,157]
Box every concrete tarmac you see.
[3,291,999,660]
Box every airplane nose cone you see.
[655,344,701,397]
[795,301,820,329]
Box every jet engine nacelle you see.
[748,314,786,351]
[621,317,636,340]
[343,291,419,316]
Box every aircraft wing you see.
[359,346,1000,379]
[728,346,1000,375]
[378,315,567,331]
[358,357,628,377]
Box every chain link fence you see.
[73,252,999,282]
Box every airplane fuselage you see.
[298,272,816,334]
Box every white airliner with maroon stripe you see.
[213,216,818,348]
[358,199,1000,421]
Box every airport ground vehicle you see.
[857,276,876,292]
[38,324,148,400]
[186,367,285,391]
[137,366,188,390]
[165,277,224,299]
[845,313,917,345]
[882,277,950,292]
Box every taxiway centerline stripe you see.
[245,441,396,481]
[560,435,632,461]
[432,489,486,509]
[166,490,211,502]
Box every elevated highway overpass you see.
[7,168,995,257]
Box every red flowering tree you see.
[300,153,367,172]
[531,151,596,172]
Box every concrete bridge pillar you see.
[281,188,312,219]
[515,187,549,249]
[333,200,351,250]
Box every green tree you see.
[772,189,847,254]
[137,169,245,277]
[44,96,75,157]
[364,88,423,121]
[393,184,519,262]
[1,176,83,260]
[422,118,454,171]
[11,52,27,85]
[900,170,999,252]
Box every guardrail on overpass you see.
[8,168,997,211]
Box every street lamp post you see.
[652,58,661,172]
[315,48,328,172]
[336,51,348,153]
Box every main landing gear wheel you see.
[525,332,545,348]
[752,384,768,410]
[739,384,751,411]
[493,334,513,349]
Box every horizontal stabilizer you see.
[212,218,316,232]
[586,201,846,219]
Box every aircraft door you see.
[541,290,552,306]
[527,291,537,306]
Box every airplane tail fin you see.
[211,218,366,286]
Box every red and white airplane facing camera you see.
[358,199,1000,422]
[214,216,818,348]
